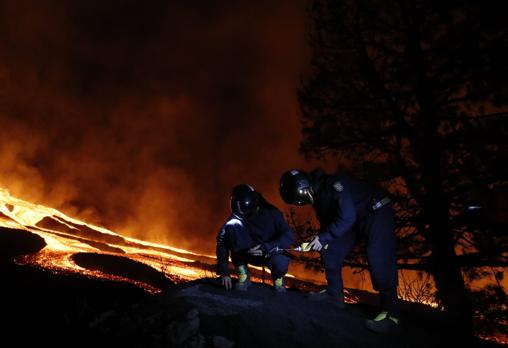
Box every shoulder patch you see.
[333,181,344,192]
[225,218,243,227]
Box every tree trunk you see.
[402,3,474,334]
[424,185,473,335]
[420,124,473,338]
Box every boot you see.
[365,311,400,334]
[273,277,286,293]
[234,264,251,291]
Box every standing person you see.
[279,168,400,333]
[216,184,294,292]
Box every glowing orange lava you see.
[0,187,213,292]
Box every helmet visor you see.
[280,171,313,206]
[231,184,259,216]
[293,188,313,205]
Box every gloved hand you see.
[221,275,232,290]
[308,235,323,251]
[247,244,263,256]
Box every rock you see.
[186,308,199,320]
[166,310,201,346]
[89,310,117,328]
[212,335,235,348]
[184,333,206,348]
[158,279,459,348]
[0,228,46,263]
[174,284,263,316]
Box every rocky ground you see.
[0,227,503,347]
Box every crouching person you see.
[216,184,294,292]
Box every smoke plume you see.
[0,0,313,252]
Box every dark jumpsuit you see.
[216,203,294,280]
[311,171,399,315]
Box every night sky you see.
[0,0,321,252]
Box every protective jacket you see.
[310,170,388,244]
[216,202,293,276]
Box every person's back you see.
[242,200,293,253]
[310,170,386,228]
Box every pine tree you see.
[298,0,508,337]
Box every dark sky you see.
[0,0,320,252]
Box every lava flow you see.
[0,187,307,294]
[0,187,435,304]
[0,187,215,293]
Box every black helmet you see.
[230,184,259,217]
[280,169,313,205]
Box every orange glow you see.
[0,187,212,292]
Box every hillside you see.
[0,227,502,347]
